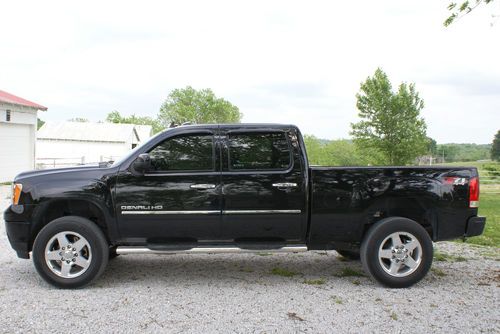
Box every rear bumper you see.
[464,216,486,238]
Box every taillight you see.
[12,183,22,205]
[469,177,479,208]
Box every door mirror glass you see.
[132,153,151,174]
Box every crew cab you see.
[4,123,486,288]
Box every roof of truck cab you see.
[173,123,299,130]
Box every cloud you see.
[0,0,499,143]
[423,70,500,97]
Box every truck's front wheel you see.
[32,216,109,289]
[360,217,433,288]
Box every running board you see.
[116,245,308,255]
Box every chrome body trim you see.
[121,210,220,215]
[116,245,308,255]
[272,182,298,188]
[122,209,302,215]
[222,209,301,215]
[190,184,216,189]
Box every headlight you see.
[12,183,23,205]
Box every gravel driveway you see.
[0,185,498,333]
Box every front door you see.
[220,129,307,244]
[114,130,222,243]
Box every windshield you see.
[110,131,165,167]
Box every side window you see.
[149,134,214,172]
[228,132,291,170]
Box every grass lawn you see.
[464,193,500,247]
[436,161,489,168]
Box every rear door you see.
[220,128,307,244]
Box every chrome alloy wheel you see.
[44,231,92,278]
[378,232,422,277]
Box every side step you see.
[116,245,308,255]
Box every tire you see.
[32,216,109,289]
[360,217,433,288]
[336,250,360,260]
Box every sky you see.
[1,0,499,144]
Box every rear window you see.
[228,132,291,170]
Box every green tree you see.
[437,143,491,162]
[106,111,163,134]
[351,68,428,165]
[303,135,323,165]
[158,86,242,127]
[322,140,369,166]
[37,118,45,130]
[427,137,437,155]
[444,0,496,26]
[491,130,500,161]
[304,135,384,166]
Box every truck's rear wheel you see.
[32,216,109,289]
[360,217,433,288]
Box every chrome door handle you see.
[190,184,216,190]
[272,183,298,188]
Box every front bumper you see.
[4,205,31,259]
[464,216,486,238]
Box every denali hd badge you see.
[121,205,163,211]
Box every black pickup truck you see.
[4,123,486,288]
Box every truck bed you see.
[308,166,478,248]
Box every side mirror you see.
[132,153,151,174]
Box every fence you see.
[36,156,121,169]
[480,169,500,194]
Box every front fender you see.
[29,178,119,244]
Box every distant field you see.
[438,161,500,194]
[437,160,498,172]
[436,161,492,168]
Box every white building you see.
[0,90,47,182]
[36,121,152,168]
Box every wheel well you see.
[32,199,109,247]
[362,197,436,241]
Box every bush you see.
[304,135,385,166]
[483,163,500,172]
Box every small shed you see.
[36,121,152,168]
[0,90,47,182]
